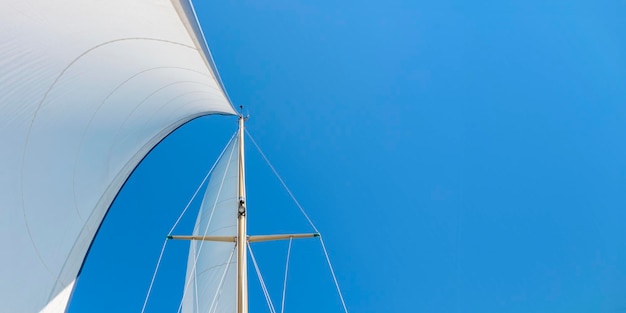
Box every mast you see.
[237,113,248,313]
[167,112,319,312]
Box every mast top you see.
[238,105,249,120]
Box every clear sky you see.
[69,1,626,312]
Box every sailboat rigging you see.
[163,115,319,313]
[0,1,347,312]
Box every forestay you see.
[182,135,239,313]
[0,1,236,312]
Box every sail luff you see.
[170,0,233,105]
[181,133,239,313]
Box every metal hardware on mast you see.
[237,111,248,313]
[164,109,321,313]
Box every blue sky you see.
[70,1,626,312]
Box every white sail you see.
[0,1,236,312]
[182,135,239,313]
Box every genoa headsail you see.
[0,1,235,312]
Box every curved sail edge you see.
[182,135,239,313]
[40,280,76,313]
[171,0,233,105]
[0,1,236,312]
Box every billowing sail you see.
[182,135,239,313]
[0,1,236,312]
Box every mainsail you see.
[0,1,235,312]
[181,135,239,313]
[166,118,326,313]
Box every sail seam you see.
[140,122,236,313]
[57,113,216,313]
[207,246,236,313]
[19,37,210,283]
[194,259,237,277]
[177,133,237,313]
[71,66,216,223]
[104,80,217,171]
[170,0,235,108]
[49,113,232,309]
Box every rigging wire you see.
[145,128,350,313]
[280,238,293,313]
[207,246,237,313]
[140,239,168,313]
[193,244,200,313]
[140,132,237,313]
[319,236,349,313]
[245,129,319,233]
[177,136,238,313]
[245,129,349,313]
[168,132,237,235]
[247,242,278,313]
